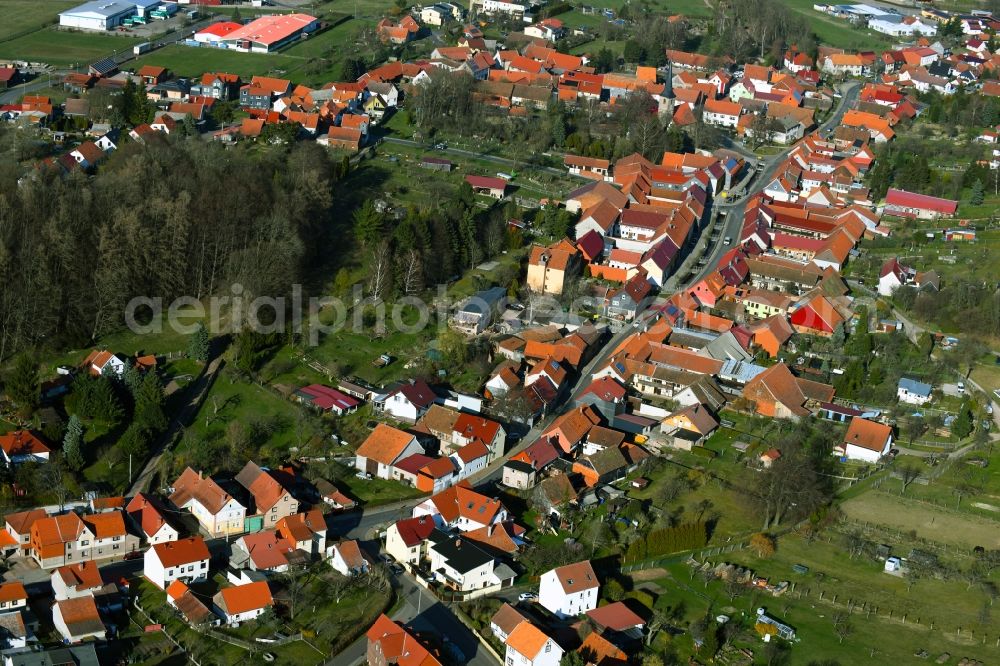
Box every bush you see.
[627,589,656,610]
[540,2,571,17]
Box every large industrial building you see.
[59,0,161,31]
[216,13,319,53]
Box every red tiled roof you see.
[885,188,957,215]
[216,581,272,615]
[152,536,210,568]
[393,516,436,546]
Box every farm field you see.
[0,27,142,66]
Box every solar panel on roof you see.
[90,57,117,75]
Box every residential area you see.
[0,0,998,664]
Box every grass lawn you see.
[323,458,426,506]
[308,313,437,386]
[132,44,301,80]
[841,489,1000,549]
[774,0,892,50]
[0,1,79,37]
[0,27,142,66]
[177,370,310,469]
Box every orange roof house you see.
[789,294,844,336]
[355,424,423,479]
[234,461,298,528]
[52,596,105,643]
[742,363,833,419]
[367,614,442,666]
[527,239,582,296]
[0,431,51,465]
[841,417,893,461]
[507,622,563,665]
[749,315,794,358]
[579,631,627,666]
[543,405,602,454]
[213,581,273,625]
[416,481,508,530]
[169,467,246,537]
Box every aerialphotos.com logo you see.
[124,283,597,345]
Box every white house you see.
[897,378,932,405]
[169,468,247,537]
[125,493,180,545]
[82,349,127,377]
[420,4,449,25]
[504,621,563,666]
[878,258,909,296]
[451,440,491,480]
[0,583,27,612]
[869,15,936,37]
[144,537,211,590]
[212,582,273,627]
[841,417,893,463]
[384,516,436,565]
[327,539,371,576]
[354,424,424,480]
[52,563,103,601]
[479,0,527,15]
[538,560,599,618]
[425,530,515,596]
[378,380,437,422]
[702,99,742,128]
[52,597,106,644]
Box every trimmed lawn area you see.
[1,1,79,36]
[0,28,142,66]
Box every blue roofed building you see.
[897,378,933,405]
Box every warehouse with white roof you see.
[59,0,161,31]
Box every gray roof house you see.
[897,377,933,404]
[450,287,507,335]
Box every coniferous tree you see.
[6,355,38,415]
[188,323,210,362]
[63,415,85,471]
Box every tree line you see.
[625,521,709,561]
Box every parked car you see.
[518,592,537,602]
